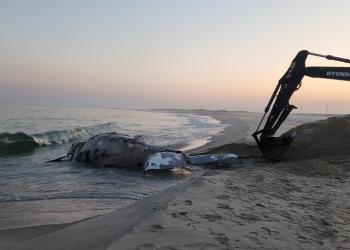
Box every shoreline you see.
[162,109,253,154]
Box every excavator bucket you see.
[260,134,295,160]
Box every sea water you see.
[0,104,225,229]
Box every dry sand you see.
[2,110,350,250]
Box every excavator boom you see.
[253,50,350,160]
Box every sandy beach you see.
[2,110,350,250]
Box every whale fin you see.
[47,155,70,162]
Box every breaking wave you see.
[0,122,120,155]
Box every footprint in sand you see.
[260,226,281,239]
[171,211,188,218]
[255,203,266,208]
[215,232,229,245]
[201,213,223,222]
[320,218,332,226]
[297,234,312,244]
[185,200,192,205]
[237,212,261,221]
[150,224,164,230]
[244,234,262,246]
[215,194,230,200]
[217,203,231,209]
[261,227,271,236]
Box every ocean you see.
[0,104,225,229]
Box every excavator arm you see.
[253,50,350,160]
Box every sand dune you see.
[286,114,350,160]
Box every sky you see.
[1,0,350,113]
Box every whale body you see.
[52,132,239,172]
[68,133,164,168]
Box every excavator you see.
[253,50,350,160]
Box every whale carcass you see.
[66,133,164,168]
[52,132,239,172]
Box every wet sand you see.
[3,110,350,250]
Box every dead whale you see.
[51,132,239,172]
